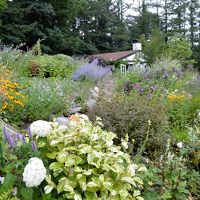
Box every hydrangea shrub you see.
[40,114,146,200]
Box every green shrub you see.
[28,54,78,78]
[162,36,194,66]
[140,30,194,66]
[87,92,170,157]
[18,77,93,122]
[39,114,146,199]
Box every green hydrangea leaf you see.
[57,178,74,194]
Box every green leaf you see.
[78,175,87,191]
[119,189,129,198]
[56,151,68,163]
[78,144,92,154]
[161,191,172,199]
[0,174,16,193]
[133,190,141,197]
[74,193,82,200]
[46,152,57,159]
[49,162,64,171]
[87,182,100,192]
[85,191,98,200]
[133,177,143,185]
[44,185,54,194]
[121,177,136,185]
[42,193,52,200]
[143,192,159,200]
[103,182,113,191]
[65,155,83,167]
[21,187,33,200]
[57,177,74,194]
[99,174,104,183]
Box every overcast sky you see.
[124,0,140,16]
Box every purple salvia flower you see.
[8,135,15,148]
[16,133,26,143]
[31,141,37,151]
[28,127,32,140]
[21,134,26,143]
[2,126,8,140]
[16,133,22,141]
[72,59,110,81]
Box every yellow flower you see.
[8,95,14,100]
[14,99,24,107]
[0,102,8,112]
[9,104,14,111]
[167,95,185,101]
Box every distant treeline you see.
[0,0,200,65]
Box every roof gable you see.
[90,50,139,62]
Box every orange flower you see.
[69,115,79,122]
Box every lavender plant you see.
[72,58,112,81]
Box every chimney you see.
[132,43,142,51]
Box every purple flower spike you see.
[28,127,32,140]
[17,133,22,141]
[2,126,8,140]
[8,135,15,148]
[3,127,11,142]
[32,141,37,151]
[21,134,26,143]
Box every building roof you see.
[90,50,139,62]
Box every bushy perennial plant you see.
[38,114,147,200]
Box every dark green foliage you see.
[140,30,165,65]
[141,30,194,65]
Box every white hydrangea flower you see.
[23,157,47,187]
[30,120,52,137]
